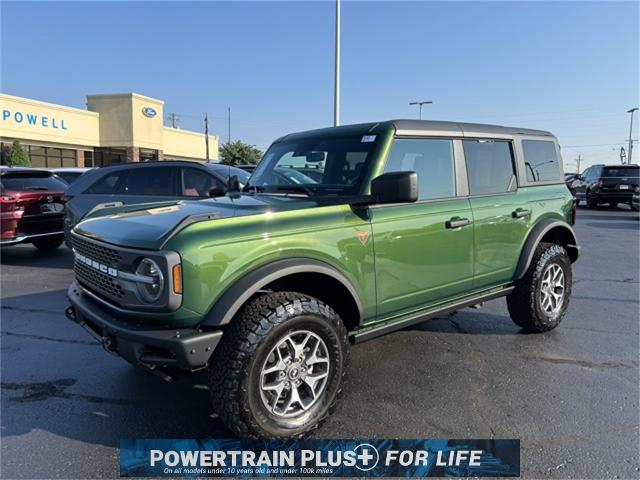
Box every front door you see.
[371,137,474,320]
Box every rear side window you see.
[85,167,177,195]
[1,174,67,191]
[463,140,515,195]
[85,170,129,194]
[522,140,561,183]
[384,138,456,200]
[125,167,177,195]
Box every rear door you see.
[371,137,474,319]
[464,139,530,290]
[78,166,179,218]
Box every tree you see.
[219,140,262,165]
[7,140,30,167]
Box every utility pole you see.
[409,100,433,120]
[167,112,180,129]
[576,154,581,174]
[627,107,638,164]
[227,107,231,144]
[333,0,341,126]
[204,113,210,162]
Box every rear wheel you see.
[32,235,64,251]
[507,243,572,333]
[209,292,349,438]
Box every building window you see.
[30,146,47,168]
[139,148,159,162]
[94,147,127,167]
[84,150,94,167]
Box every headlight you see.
[135,258,165,303]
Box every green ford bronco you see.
[66,120,579,438]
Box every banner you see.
[120,439,520,477]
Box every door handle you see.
[512,208,531,218]
[445,217,471,229]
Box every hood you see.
[74,194,319,249]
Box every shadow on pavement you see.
[404,309,525,336]
[1,245,74,270]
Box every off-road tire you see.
[586,191,598,209]
[507,242,572,333]
[209,291,349,438]
[32,235,64,251]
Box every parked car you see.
[235,164,257,173]
[63,161,250,243]
[51,167,92,185]
[65,120,579,438]
[564,172,578,192]
[0,166,67,250]
[572,164,639,209]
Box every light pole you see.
[333,0,341,126]
[627,107,638,164]
[409,100,433,120]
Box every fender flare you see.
[200,258,364,327]
[513,219,580,280]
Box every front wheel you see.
[507,243,572,333]
[209,292,349,438]
[32,235,64,251]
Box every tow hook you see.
[101,336,118,355]
[65,306,76,321]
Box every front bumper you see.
[66,282,222,376]
[0,230,64,246]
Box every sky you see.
[1,0,638,170]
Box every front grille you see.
[72,235,122,266]
[72,235,125,303]
[75,261,126,299]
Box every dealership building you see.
[0,92,219,168]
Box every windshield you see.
[1,173,67,191]
[602,166,639,178]
[246,134,379,195]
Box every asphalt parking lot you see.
[1,206,638,479]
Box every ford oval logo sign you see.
[142,107,157,118]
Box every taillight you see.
[596,180,603,188]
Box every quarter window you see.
[522,140,561,182]
[384,138,456,200]
[463,140,515,195]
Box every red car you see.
[1,167,67,250]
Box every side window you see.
[125,167,177,196]
[522,140,561,182]
[182,168,224,197]
[84,170,129,194]
[384,138,456,200]
[463,140,515,195]
[582,167,591,181]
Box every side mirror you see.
[370,171,418,204]
[208,185,227,197]
[227,175,241,195]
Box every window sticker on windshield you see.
[361,135,376,143]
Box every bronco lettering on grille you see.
[74,252,118,277]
